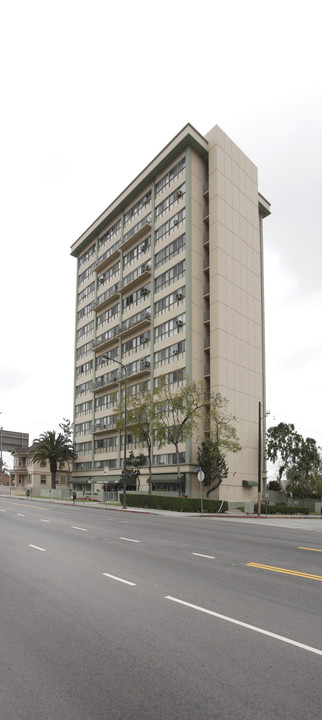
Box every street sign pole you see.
[198,470,205,514]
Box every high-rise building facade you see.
[71,123,270,502]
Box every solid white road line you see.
[102,572,136,586]
[29,544,46,552]
[0,509,6,512]
[17,513,25,517]
[119,537,140,543]
[71,526,88,531]
[40,519,50,523]
[192,552,215,559]
[165,596,322,657]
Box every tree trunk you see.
[176,444,182,497]
[147,441,152,494]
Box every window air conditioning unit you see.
[172,345,179,355]
[141,287,149,296]
[142,262,151,272]
[176,319,183,327]
[173,219,179,226]
[139,242,146,252]
[140,333,149,343]
[176,291,183,300]
[176,190,183,198]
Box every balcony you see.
[119,262,151,294]
[203,181,209,198]
[91,419,116,434]
[204,335,210,349]
[203,205,209,221]
[126,358,151,380]
[94,239,122,274]
[203,231,209,246]
[118,310,151,338]
[91,372,121,393]
[94,283,120,313]
[203,282,209,297]
[121,216,152,253]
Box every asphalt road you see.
[1,498,322,720]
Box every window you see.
[154,340,185,366]
[155,208,186,243]
[154,314,185,342]
[155,157,185,196]
[79,243,95,268]
[123,213,152,245]
[96,302,119,329]
[76,359,93,376]
[155,183,185,219]
[155,260,185,293]
[155,234,185,269]
[79,263,95,285]
[76,342,93,361]
[124,191,152,225]
[77,320,94,340]
[75,400,93,416]
[98,219,121,250]
[155,286,185,315]
[40,475,47,484]
[78,281,95,303]
[123,236,151,268]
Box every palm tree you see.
[29,431,77,489]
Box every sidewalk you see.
[2,494,321,520]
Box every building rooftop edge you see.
[70,122,208,257]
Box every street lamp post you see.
[103,354,127,509]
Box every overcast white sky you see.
[1,0,321,475]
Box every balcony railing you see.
[119,261,151,293]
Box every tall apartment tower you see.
[71,123,270,502]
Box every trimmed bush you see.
[120,493,228,513]
[255,503,309,515]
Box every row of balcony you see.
[94,218,152,275]
[92,310,151,352]
[91,358,151,393]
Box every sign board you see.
[198,470,205,483]
[104,466,109,475]
[0,430,29,452]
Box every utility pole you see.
[257,401,262,516]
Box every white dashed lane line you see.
[102,572,136,586]
[192,552,215,559]
[40,519,50,523]
[29,544,46,552]
[71,526,88,532]
[119,537,140,543]
[17,513,25,517]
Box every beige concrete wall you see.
[206,125,262,501]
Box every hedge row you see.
[120,493,228,513]
[255,504,309,515]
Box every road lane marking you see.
[40,519,50,523]
[29,544,46,552]
[192,552,215,559]
[165,596,322,657]
[298,547,322,553]
[0,509,6,512]
[246,562,322,582]
[17,513,25,517]
[72,526,88,532]
[0,500,48,510]
[102,573,136,586]
[119,537,140,543]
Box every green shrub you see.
[120,493,227,513]
[255,503,309,515]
